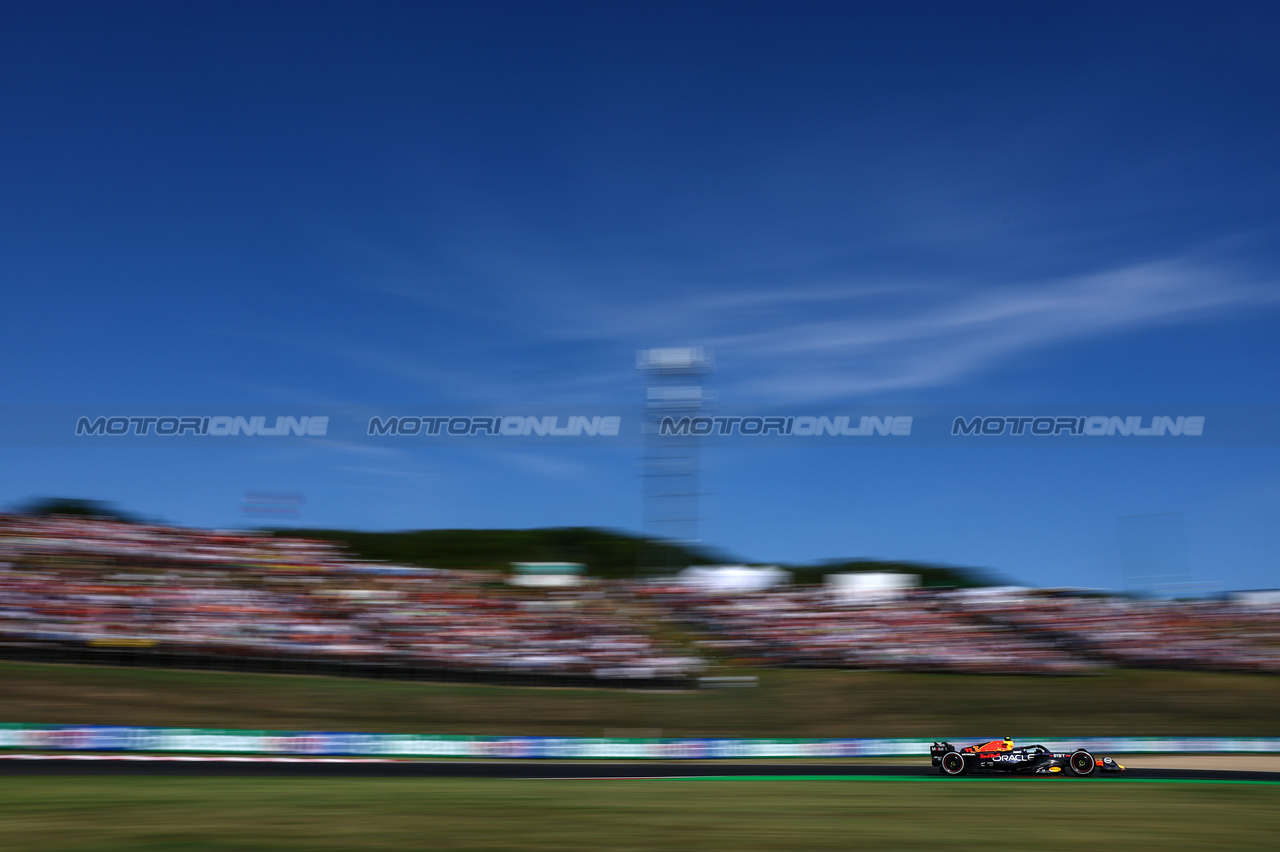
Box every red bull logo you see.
[973,739,1013,752]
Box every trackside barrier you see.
[0,725,1277,758]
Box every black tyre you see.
[1069,750,1097,776]
[940,751,967,776]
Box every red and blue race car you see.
[930,738,1126,777]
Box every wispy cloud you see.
[707,259,1277,400]
[341,237,1279,404]
[523,256,1275,401]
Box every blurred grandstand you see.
[1,511,1277,684]
[0,513,702,687]
[637,583,1280,674]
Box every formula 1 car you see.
[930,738,1125,777]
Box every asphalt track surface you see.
[2,757,1277,782]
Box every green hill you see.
[278,526,730,579]
[10,496,1000,586]
[276,526,997,586]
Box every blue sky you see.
[3,2,1279,590]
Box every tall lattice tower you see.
[637,347,713,571]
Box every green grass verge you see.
[2,660,1279,737]
[1,777,1278,851]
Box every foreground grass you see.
[1,777,1277,851]
[2,661,1278,737]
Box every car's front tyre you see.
[1068,750,1097,777]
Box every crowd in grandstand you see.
[0,514,701,683]
[957,591,1280,672]
[2,512,1277,680]
[636,584,1100,673]
[0,514,346,568]
[638,583,1280,674]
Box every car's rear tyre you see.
[940,751,967,776]
[1068,750,1097,776]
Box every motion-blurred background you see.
[2,3,1280,848]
